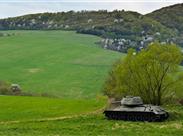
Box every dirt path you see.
[0,107,105,125]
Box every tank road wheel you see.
[129,114,137,121]
[121,113,126,120]
[137,114,145,121]
[125,114,129,121]
[117,112,121,120]
[150,116,157,122]
[105,113,110,119]
[144,114,149,121]
[113,113,117,120]
[133,113,139,121]
[105,112,113,120]
[121,113,126,121]
[128,114,132,121]
[148,114,157,122]
[131,115,136,121]
[143,114,153,122]
[108,113,113,120]
[136,115,142,121]
[147,116,153,122]
[123,114,127,121]
[134,115,139,121]
[114,113,120,120]
[113,112,119,120]
[133,115,137,121]
[147,114,156,122]
[128,114,133,121]
[111,112,116,119]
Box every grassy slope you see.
[0,30,122,98]
[0,95,105,121]
[0,31,182,136]
[0,105,183,136]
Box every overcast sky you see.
[0,0,182,19]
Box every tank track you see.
[104,111,169,122]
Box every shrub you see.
[0,81,11,95]
[103,42,183,105]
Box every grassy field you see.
[0,30,183,136]
[0,103,182,136]
[0,30,122,98]
[0,96,105,121]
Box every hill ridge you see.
[0,3,183,52]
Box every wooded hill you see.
[147,4,183,34]
[147,3,183,46]
[0,3,182,52]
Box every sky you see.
[0,0,182,19]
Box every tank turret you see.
[104,96,169,122]
[121,96,143,106]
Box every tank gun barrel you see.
[111,101,121,104]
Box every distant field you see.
[0,31,122,98]
[0,95,105,121]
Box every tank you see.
[104,96,169,122]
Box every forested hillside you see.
[147,3,183,46]
[0,3,183,52]
[147,4,183,34]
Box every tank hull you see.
[104,110,169,122]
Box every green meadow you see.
[0,100,182,136]
[0,96,105,121]
[0,30,122,98]
[0,31,183,136]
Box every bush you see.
[10,84,22,95]
[0,81,11,95]
[103,43,183,105]
[0,81,23,96]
